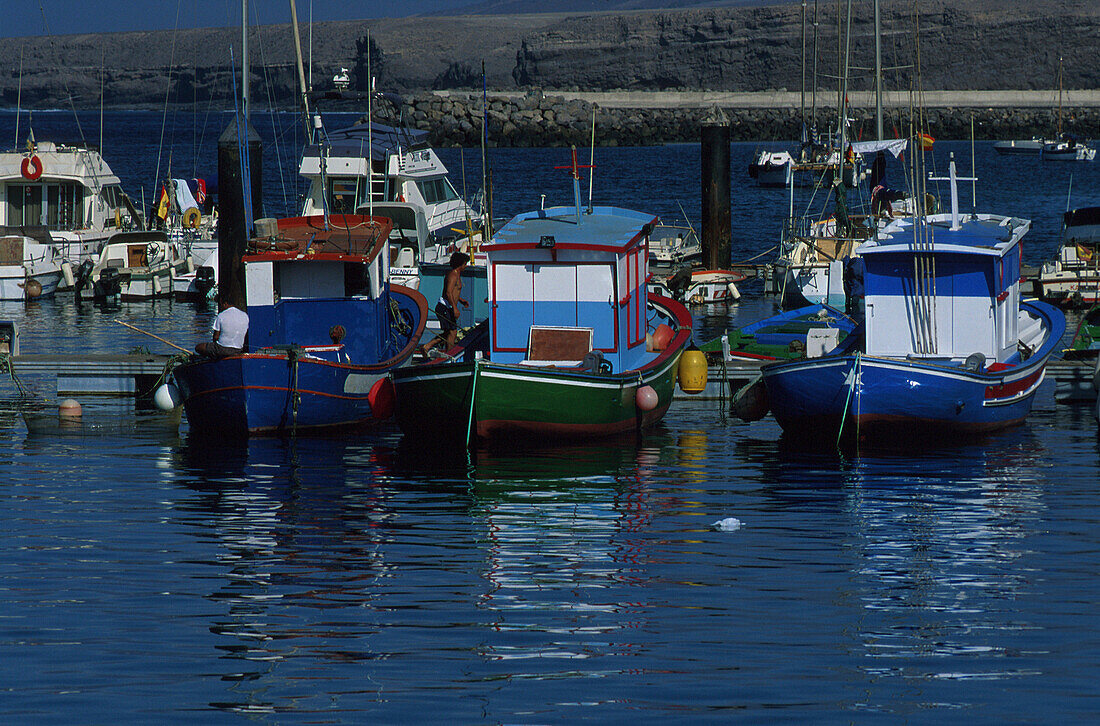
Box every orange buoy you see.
[58,399,82,418]
[651,323,674,351]
[22,278,42,299]
[368,377,396,420]
[635,385,659,412]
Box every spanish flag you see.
[155,185,170,220]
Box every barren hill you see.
[0,0,1095,109]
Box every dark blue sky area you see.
[5,1,476,38]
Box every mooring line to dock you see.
[114,320,190,354]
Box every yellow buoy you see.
[678,349,708,394]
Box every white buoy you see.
[153,383,182,411]
[152,275,163,295]
[58,399,82,418]
[61,261,75,288]
[711,517,742,532]
[726,281,741,301]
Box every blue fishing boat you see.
[392,156,694,443]
[171,214,428,435]
[761,156,1066,441]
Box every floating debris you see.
[711,517,742,532]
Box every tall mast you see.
[1057,56,1063,136]
[800,0,807,131]
[839,0,852,152]
[289,0,312,145]
[811,0,819,132]
[241,0,249,123]
[874,0,883,140]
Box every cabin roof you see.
[483,206,656,256]
[861,214,1029,259]
[301,122,427,163]
[244,214,392,264]
[0,144,121,186]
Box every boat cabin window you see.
[327,178,362,214]
[344,262,371,297]
[99,185,123,208]
[7,182,85,229]
[416,178,459,205]
[273,260,372,299]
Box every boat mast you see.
[811,0,819,134]
[1057,56,1063,137]
[288,0,312,145]
[839,0,852,154]
[241,0,249,124]
[801,0,807,133]
[874,0,883,141]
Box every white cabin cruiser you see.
[0,139,142,299]
[299,121,481,245]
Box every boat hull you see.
[174,282,427,435]
[0,268,61,300]
[174,352,396,435]
[992,140,1047,155]
[393,348,683,443]
[761,301,1064,440]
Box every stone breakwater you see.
[394,92,1100,147]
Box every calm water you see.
[0,111,1098,722]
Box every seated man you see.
[196,294,248,358]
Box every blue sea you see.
[1,109,1098,722]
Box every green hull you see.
[393,349,684,442]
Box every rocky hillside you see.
[0,0,1096,109]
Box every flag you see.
[193,178,206,205]
[155,185,169,220]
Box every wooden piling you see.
[217,120,263,309]
[700,109,731,270]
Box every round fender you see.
[368,377,396,421]
[636,385,659,412]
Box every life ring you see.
[21,155,43,180]
[182,207,202,229]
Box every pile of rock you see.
[377,92,1100,147]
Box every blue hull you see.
[174,283,427,435]
[762,301,1065,439]
[174,353,395,435]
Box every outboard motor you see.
[72,259,95,299]
[96,267,122,299]
[194,266,216,297]
[667,267,693,302]
[580,350,612,374]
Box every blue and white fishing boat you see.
[171,214,428,435]
[761,156,1066,441]
[392,156,693,444]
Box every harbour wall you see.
[397,91,1100,147]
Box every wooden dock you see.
[10,354,173,396]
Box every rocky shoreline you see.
[390,92,1100,147]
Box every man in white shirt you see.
[196,295,249,357]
